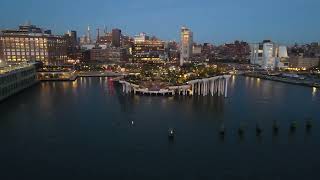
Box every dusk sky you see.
[0,0,319,44]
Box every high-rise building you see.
[112,29,121,47]
[180,26,193,66]
[250,40,289,70]
[67,30,77,46]
[0,24,67,65]
[86,26,92,44]
[65,30,78,59]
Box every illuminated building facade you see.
[180,26,193,66]
[0,24,67,65]
[132,37,165,62]
[250,40,289,70]
[289,56,320,70]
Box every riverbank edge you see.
[37,71,126,82]
[243,73,320,89]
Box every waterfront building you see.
[180,26,193,66]
[250,40,289,70]
[112,29,121,47]
[289,56,320,70]
[132,33,165,62]
[37,64,76,81]
[0,63,37,101]
[0,24,67,65]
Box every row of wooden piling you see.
[219,120,314,137]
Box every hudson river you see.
[0,76,319,179]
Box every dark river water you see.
[0,76,320,180]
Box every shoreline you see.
[37,71,126,81]
[243,73,320,89]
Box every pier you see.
[119,75,231,97]
[0,63,38,101]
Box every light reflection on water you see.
[0,76,319,179]
[313,87,317,96]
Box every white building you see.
[180,27,193,66]
[134,33,149,43]
[250,40,289,70]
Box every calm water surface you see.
[0,76,320,179]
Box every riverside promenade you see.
[37,71,126,81]
[244,72,320,89]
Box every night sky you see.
[0,0,319,44]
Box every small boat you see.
[168,128,175,138]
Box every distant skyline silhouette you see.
[0,0,319,44]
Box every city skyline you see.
[0,0,319,44]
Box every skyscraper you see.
[112,28,121,47]
[180,26,193,66]
[86,26,91,44]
